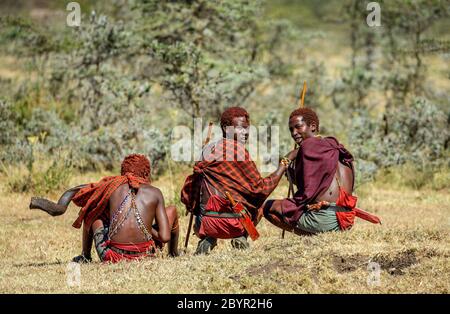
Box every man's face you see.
[289,115,316,145]
[225,116,250,144]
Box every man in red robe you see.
[263,108,380,235]
[30,154,179,263]
[181,107,296,254]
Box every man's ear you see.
[310,122,317,133]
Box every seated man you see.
[263,108,380,235]
[181,107,296,254]
[30,154,179,263]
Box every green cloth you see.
[297,204,348,234]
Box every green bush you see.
[350,98,449,183]
[0,99,19,146]
[374,163,449,191]
[3,155,72,194]
[32,157,73,195]
[431,170,450,190]
[2,164,32,193]
[381,99,449,168]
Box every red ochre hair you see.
[121,154,151,180]
[220,106,250,129]
[289,107,320,132]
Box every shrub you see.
[2,150,72,194]
[0,99,19,146]
[350,98,449,188]
[381,98,449,168]
[374,163,448,191]
[32,154,73,195]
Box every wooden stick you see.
[283,81,307,239]
[299,81,307,108]
[184,213,194,248]
[204,121,214,146]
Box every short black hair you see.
[289,107,319,132]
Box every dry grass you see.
[0,56,22,80]
[0,169,449,294]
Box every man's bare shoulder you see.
[138,184,163,197]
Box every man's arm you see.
[268,148,299,183]
[250,148,298,196]
[78,222,94,261]
[29,184,88,216]
[151,189,170,243]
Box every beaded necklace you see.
[108,189,153,241]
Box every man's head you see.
[121,154,151,180]
[220,106,250,144]
[288,107,319,145]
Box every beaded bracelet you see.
[280,157,291,167]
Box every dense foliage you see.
[0,0,448,192]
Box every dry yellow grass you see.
[0,168,449,294]
[0,56,23,80]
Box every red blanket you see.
[198,217,245,239]
[181,139,279,216]
[72,173,149,230]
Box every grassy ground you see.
[0,169,448,294]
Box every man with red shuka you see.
[263,107,381,235]
[30,154,179,263]
[181,107,297,254]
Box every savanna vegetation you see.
[0,0,448,293]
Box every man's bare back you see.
[107,184,170,244]
[316,161,353,203]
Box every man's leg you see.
[230,235,249,250]
[230,206,264,250]
[193,215,218,255]
[195,236,217,255]
[91,219,110,261]
[263,200,312,236]
[165,205,179,257]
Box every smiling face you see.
[223,116,250,144]
[289,115,317,145]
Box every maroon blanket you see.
[281,136,354,226]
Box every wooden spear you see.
[282,81,307,239]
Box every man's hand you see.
[72,254,92,264]
[306,200,330,211]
